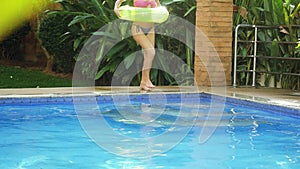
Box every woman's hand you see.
[114,7,120,17]
[114,0,122,17]
[155,0,161,7]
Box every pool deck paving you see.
[0,86,299,110]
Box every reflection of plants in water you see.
[101,102,207,129]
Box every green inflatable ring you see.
[118,5,169,23]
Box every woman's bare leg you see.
[132,23,156,91]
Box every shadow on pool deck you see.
[0,86,299,110]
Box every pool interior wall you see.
[0,92,299,115]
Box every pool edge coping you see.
[0,87,299,114]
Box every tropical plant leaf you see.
[161,0,186,6]
[92,31,120,39]
[124,54,136,69]
[95,66,110,80]
[68,14,95,26]
[184,6,196,17]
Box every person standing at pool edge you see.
[114,0,161,91]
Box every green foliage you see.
[47,0,196,86]
[156,0,196,85]
[296,43,300,56]
[0,23,31,60]
[233,0,300,90]
[0,65,71,88]
[38,11,76,73]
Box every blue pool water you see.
[0,93,299,169]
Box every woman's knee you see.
[144,48,155,58]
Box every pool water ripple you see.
[0,94,299,168]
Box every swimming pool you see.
[0,93,299,169]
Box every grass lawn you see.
[0,65,72,88]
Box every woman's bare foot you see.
[140,82,155,91]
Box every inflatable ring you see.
[118,5,169,23]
